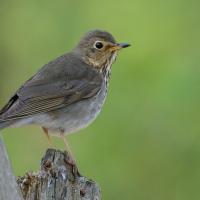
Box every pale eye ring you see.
[94,41,104,49]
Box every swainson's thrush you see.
[0,30,130,156]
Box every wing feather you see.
[0,53,103,121]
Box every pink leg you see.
[42,127,52,146]
[60,131,76,165]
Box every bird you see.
[0,30,130,162]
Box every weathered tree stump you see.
[17,149,101,200]
[0,137,22,200]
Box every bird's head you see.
[74,30,130,70]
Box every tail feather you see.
[0,94,18,130]
[0,123,6,130]
[0,120,11,131]
[0,95,21,129]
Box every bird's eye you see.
[94,41,104,49]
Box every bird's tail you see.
[0,122,6,131]
[0,120,11,131]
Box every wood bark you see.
[0,138,101,200]
[17,149,101,200]
[0,136,22,200]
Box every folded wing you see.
[0,53,102,121]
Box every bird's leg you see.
[60,130,76,165]
[42,127,52,147]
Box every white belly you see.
[30,80,108,135]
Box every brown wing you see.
[0,53,103,121]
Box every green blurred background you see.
[0,0,200,199]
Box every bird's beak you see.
[110,43,131,51]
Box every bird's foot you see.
[66,154,76,166]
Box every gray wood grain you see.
[0,136,22,200]
[17,149,101,200]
